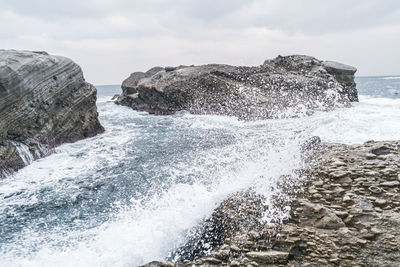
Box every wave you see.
[0,100,308,266]
[1,91,399,266]
[382,76,400,80]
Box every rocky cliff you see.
[143,140,400,267]
[0,50,104,177]
[115,55,357,119]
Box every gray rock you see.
[371,146,391,155]
[139,261,174,267]
[315,211,346,229]
[0,50,104,177]
[322,61,357,75]
[246,250,289,264]
[323,60,358,101]
[116,55,358,119]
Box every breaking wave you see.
[0,79,399,266]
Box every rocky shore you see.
[143,140,400,267]
[0,50,104,177]
[115,55,357,119]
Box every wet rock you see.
[246,250,289,264]
[322,61,358,101]
[381,181,400,187]
[140,261,174,267]
[202,257,222,264]
[0,50,104,177]
[116,55,357,119]
[143,140,400,267]
[315,212,345,229]
[371,146,391,155]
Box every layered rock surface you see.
[143,140,400,267]
[0,50,104,177]
[116,55,357,119]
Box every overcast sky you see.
[1,0,399,84]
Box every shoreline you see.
[143,140,400,267]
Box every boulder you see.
[0,50,104,177]
[115,55,358,119]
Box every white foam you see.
[1,140,303,267]
[0,100,307,267]
[13,142,35,166]
[382,76,400,80]
[311,96,400,143]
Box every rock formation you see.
[0,50,104,177]
[115,55,357,119]
[142,140,400,267]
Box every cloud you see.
[231,0,400,34]
[0,0,399,84]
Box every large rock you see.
[115,55,357,119]
[0,50,104,177]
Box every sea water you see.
[0,76,399,266]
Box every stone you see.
[371,146,391,155]
[375,198,388,206]
[315,212,346,229]
[115,55,357,119]
[213,250,230,260]
[230,245,241,252]
[229,261,240,267]
[313,180,324,186]
[330,171,350,178]
[339,176,352,184]
[381,181,400,187]
[203,257,222,264]
[246,250,289,264]
[365,153,377,160]
[140,261,170,267]
[334,210,349,219]
[0,50,104,177]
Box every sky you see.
[1,0,400,84]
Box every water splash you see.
[0,83,399,267]
[13,142,35,165]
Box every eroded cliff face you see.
[143,140,400,267]
[0,50,104,177]
[115,55,357,119]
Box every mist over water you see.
[0,76,399,267]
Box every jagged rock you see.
[315,211,345,229]
[0,50,104,177]
[115,55,357,119]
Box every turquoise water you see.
[356,76,400,98]
[0,76,399,266]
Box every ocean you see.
[0,76,399,266]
